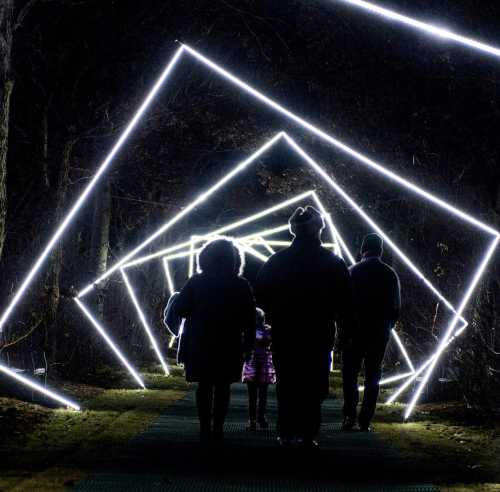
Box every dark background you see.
[0,0,499,412]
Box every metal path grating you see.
[74,474,437,492]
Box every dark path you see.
[74,384,436,491]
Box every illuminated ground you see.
[72,384,433,491]
[1,372,499,491]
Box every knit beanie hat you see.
[289,206,325,238]
[361,233,383,255]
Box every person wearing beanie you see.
[255,206,354,449]
[341,233,401,432]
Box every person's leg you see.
[273,354,293,442]
[359,342,387,429]
[247,382,258,430]
[257,384,269,428]
[298,352,329,445]
[213,382,231,438]
[196,381,214,440]
[342,345,363,427]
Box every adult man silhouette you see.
[341,233,401,431]
[256,206,353,448]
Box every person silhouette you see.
[341,233,401,432]
[172,237,256,442]
[256,206,353,449]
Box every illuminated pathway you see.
[74,384,437,491]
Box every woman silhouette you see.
[175,237,256,442]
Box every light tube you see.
[332,0,500,59]
[391,329,415,372]
[182,45,498,238]
[0,363,80,411]
[162,258,176,296]
[121,269,170,376]
[118,190,314,269]
[74,298,145,388]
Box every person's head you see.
[197,236,245,276]
[361,233,383,258]
[289,206,325,240]
[256,307,266,326]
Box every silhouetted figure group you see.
[166,205,400,449]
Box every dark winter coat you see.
[255,237,354,357]
[175,272,256,383]
[348,256,401,344]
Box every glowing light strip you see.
[74,298,145,388]
[0,363,80,410]
[404,234,500,419]
[119,190,314,269]
[188,240,196,278]
[78,132,286,296]
[182,44,498,238]
[240,243,269,263]
[256,237,276,255]
[283,134,468,331]
[359,370,415,392]
[162,258,176,296]
[391,329,415,373]
[311,193,344,259]
[121,269,170,376]
[332,0,500,59]
[0,47,185,332]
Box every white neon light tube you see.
[121,269,170,376]
[359,370,415,392]
[332,0,500,59]
[0,363,80,410]
[78,132,286,296]
[74,298,146,388]
[404,234,500,419]
[119,190,314,269]
[182,44,498,238]
[310,193,345,259]
[162,258,176,296]
[391,329,415,373]
[0,47,185,332]
[255,237,276,256]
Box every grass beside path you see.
[0,365,189,491]
[374,401,500,492]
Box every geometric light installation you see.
[328,0,500,60]
[0,362,80,411]
[0,44,497,416]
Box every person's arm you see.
[241,281,257,359]
[335,259,355,350]
[390,272,401,326]
[255,259,274,318]
[175,276,195,319]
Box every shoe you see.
[342,417,356,431]
[246,420,257,431]
[257,417,269,429]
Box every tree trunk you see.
[90,179,111,320]
[0,0,14,261]
[44,139,74,361]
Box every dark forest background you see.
[0,0,499,413]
